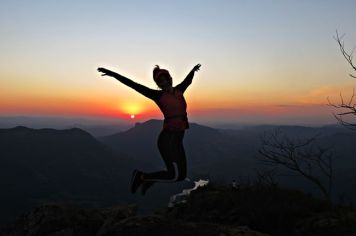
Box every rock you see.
[47,228,74,236]
[295,210,356,235]
[0,203,137,236]
[226,226,269,236]
[5,184,356,235]
[100,204,136,221]
[21,204,103,236]
[97,215,269,236]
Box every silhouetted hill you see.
[99,120,356,178]
[0,126,138,224]
[219,124,356,171]
[2,122,356,225]
[99,119,256,178]
[219,125,356,204]
[0,115,131,137]
[99,120,356,204]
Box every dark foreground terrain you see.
[1,183,356,236]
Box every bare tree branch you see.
[334,30,356,78]
[327,89,356,129]
[258,129,334,201]
[329,31,356,127]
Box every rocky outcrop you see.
[96,215,268,236]
[0,204,136,236]
[0,203,268,236]
[165,184,356,236]
[2,184,356,236]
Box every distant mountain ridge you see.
[0,115,130,137]
[2,121,356,224]
[0,125,137,224]
[99,119,256,178]
[0,125,194,224]
[99,119,356,175]
[99,119,356,204]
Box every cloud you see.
[276,104,301,107]
[296,83,356,105]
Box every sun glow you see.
[120,102,143,118]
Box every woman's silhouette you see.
[97,64,201,195]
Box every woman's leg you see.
[143,129,187,182]
[175,130,187,181]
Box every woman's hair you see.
[153,65,161,80]
[153,65,171,82]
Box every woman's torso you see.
[155,87,189,131]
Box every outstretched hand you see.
[97,67,117,77]
[192,64,201,72]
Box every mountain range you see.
[1,120,356,224]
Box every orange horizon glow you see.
[1,77,353,124]
[0,91,338,123]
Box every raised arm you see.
[98,67,159,100]
[176,64,201,93]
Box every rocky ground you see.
[1,184,356,236]
[0,204,267,236]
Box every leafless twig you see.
[334,30,356,78]
[258,129,334,201]
[328,31,356,128]
[327,89,356,129]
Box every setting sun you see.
[120,102,143,117]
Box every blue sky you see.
[1,0,356,125]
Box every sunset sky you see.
[1,0,356,125]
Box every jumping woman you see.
[97,64,201,195]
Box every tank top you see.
[156,88,189,131]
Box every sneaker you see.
[141,181,155,195]
[130,169,143,194]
